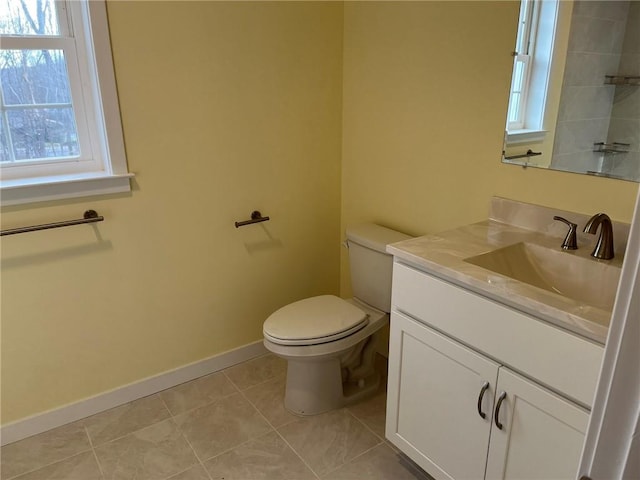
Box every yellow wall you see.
[0,1,344,424]
[340,1,638,296]
[2,1,638,426]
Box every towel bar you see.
[0,210,104,236]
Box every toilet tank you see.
[346,224,412,313]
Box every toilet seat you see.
[263,295,369,346]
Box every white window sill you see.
[1,172,134,206]
[506,129,548,145]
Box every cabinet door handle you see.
[494,391,507,430]
[477,381,490,419]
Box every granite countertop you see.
[387,206,626,345]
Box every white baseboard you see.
[0,340,267,446]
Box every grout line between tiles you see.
[235,384,322,480]
[178,433,214,480]
[87,411,192,466]
[158,395,173,419]
[233,369,389,479]
[1,422,97,480]
[221,353,288,392]
[1,448,95,480]
[87,430,135,449]
[199,427,287,468]
[82,394,174,449]
[340,431,383,464]
[167,383,285,476]
[220,369,244,392]
[233,383,277,431]
[84,425,106,480]
[272,429,322,480]
[157,395,213,480]
[314,408,385,480]
[158,392,174,418]
[236,376,299,430]
[346,403,386,444]
[2,358,393,480]
[85,419,168,450]
[158,382,242,419]
[221,368,283,393]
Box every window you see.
[506,0,560,144]
[507,0,538,131]
[0,0,131,205]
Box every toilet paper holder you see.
[235,210,270,228]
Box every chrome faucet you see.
[583,213,615,260]
[553,216,578,250]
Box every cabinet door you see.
[486,367,589,480]
[386,311,500,480]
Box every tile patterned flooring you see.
[0,354,431,480]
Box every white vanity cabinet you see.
[386,261,601,480]
[387,311,499,479]
[484,367,588,480]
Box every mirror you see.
[502,0,639,182]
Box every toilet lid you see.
[263,295,369,346]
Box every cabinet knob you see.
[494,391,507,430]
[477,381,490,419]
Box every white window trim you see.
[506,128,548,144]
[506,0,560,145]
[0,0,132,206]
[506,0,538,131]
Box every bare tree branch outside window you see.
[0,0,79,163]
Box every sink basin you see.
[464,242,621,311]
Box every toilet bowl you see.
[263,223,411,416]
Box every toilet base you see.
[263,299,389,416]
[284,356,381,416]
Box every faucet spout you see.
[583,213,614,260]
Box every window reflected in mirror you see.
[503,1,639,182]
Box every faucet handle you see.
[553,216,578,250]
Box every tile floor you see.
[0,354,431,480]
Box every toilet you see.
[263,223,411,416]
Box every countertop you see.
[387,219,624,345]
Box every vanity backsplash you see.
[490,197,631,256]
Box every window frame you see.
[507,0,539,131]
[505,0,561,145]
[0,0,131,206]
